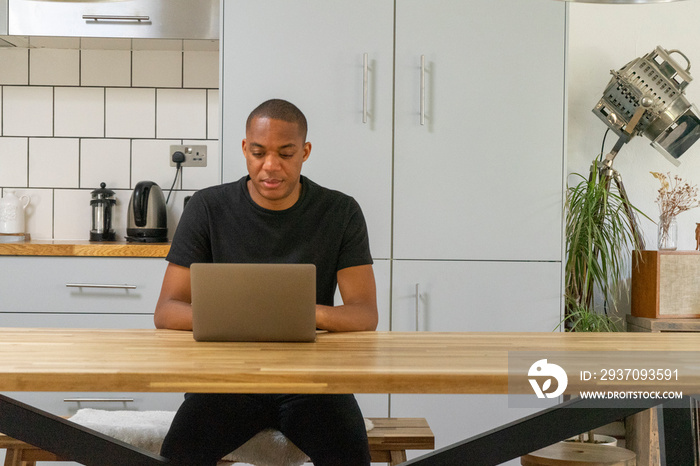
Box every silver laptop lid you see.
[191,263,316,342]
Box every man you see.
[154,99,378,465]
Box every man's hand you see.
[315,264,378,332]
[154,263,194,330]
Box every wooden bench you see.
[0,417,434,466]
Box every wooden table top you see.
[2,328,700,394]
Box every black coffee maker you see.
[126,181,168,242]
[90,182,116,242]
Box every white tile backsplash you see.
[81,49,132,87]
[3,86,53,137]
[28,138,80,188]
[53,189,92,240]
[131,139,180,190]
[106,88,156,138]
[54,87,105,137]
[0,48,29,85]
[156,89,207,139]
[80,139,131,190]
[133,50,183,88]
[207,89,219,140]
[183,51,219,89]
[1,40,219,240]
[0,138,29,187]
[29,49,80,86]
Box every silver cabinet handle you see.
[66,283,137,290]
[64,398,134,403]
[83,15,150,22]
[415,283,420,331]
[420,55,426,126]
[363,53,369,124]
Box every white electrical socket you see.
[170,145,207,167]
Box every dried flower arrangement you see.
[651,172,700,249]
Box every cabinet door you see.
[393,0,566,261]
[392,260,562,332]
[391,259,561,463]
[220,0,394,259]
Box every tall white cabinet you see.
[221,0,566,462]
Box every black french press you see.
[90,182,117,242]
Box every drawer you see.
[0,257,167,314]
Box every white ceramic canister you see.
[0,190,31,234]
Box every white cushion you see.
[68,408,373,466]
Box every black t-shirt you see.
[167,175,373,306]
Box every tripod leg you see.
[613,171,646,250]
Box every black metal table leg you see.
[403,396,693,466]
[0,394,167,466]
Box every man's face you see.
[242,117,311,210]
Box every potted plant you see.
[561,160,647,332]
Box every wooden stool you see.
[521,442,636,466]
[0,417,434,466]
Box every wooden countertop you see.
[0,241,170,257]
[2,329,700,395]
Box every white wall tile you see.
[80,139,131,190]
[0,138,29,187]
[0,48,29,85]
[163,189,196,241]
[53,189,92,240]
[3,87,53,137]
[55,87,105,137]
[133,39,182,51]
[133,50,182,88]
[105,88,156,138]
[184,40,218,52]
[183,51,218,89]
[28,138,79,188]
[29,37,80,49]
[156,89,206,139]
[29,49,80,86]
[12,188,53,239]
[207,89,219,140]
[80,38,131,51]
[181,140,220,190]
[81,49,131,87]
[131,139,180,190]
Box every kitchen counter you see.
[0,240,170,257]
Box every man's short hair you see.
[246,99,308,141]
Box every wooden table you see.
[1,329,699,465]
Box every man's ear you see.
[303,142,312,162]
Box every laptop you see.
[190,263,317,342]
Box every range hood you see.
[6,0,218,40]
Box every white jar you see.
[0,190,31,234]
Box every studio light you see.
[593,46,700,166]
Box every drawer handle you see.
[83,15,150,22]
[66,283,137,290]
[64,398,134,403]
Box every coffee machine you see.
[126,181,168,242]
[90,182,116,242]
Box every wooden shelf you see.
[0,241,170,258]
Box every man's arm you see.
[316,264,378,332]
[154,263,194,330]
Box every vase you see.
[658,215,678,251]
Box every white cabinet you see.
[393,0,566,261]
[391,260,562,333]
[0,257,167,314]
[220,0,394,260]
